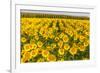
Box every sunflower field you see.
[21,13,90,63]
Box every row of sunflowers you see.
[21,14,90,63]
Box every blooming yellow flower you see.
[21,16,90,62]
[37,48,43,55]
[55,37,59,42]
[32,43,37,49]
[24,44,31,51]
[37,41,43,48]
[21,37,27,43]
[79,45,86,52]
[58,48,65,55]
[58,40,63,48]
[42,50,49,57]
[34,35,39,40]
[62,35,69,42]
[21,51,31,63]
[84,31,89,36]
[84,40,89,47]
[64,44,70,51]
[79,35,85,42]
[69,47,77,55]
[47,54,56,62]
[31,49,38,57]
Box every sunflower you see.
[37,41,43,48]
[84,40,89,47]
[32,43,37,50]
[47,54,56,62]
[37,48,42,54]
[79,35,85,42]
[62,35,69,42]
[58,40,63,48]
[64,44,70,51]
[68,30,73,37]
[55,37,59,42]
[69,47,78,56]
[79,45,86,52]
[84,31,89,36]
[58,48,65,55]
[42,50,49,57]
[21,37,27,43]
[21,51,31,63]
[34,35,39,40]
[31,49,38,57]
[24,44,31,51]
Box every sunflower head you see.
[58,48,65,55]
[47,54,56,62]
[21,51,31,63]
[64,44,70,51]
[58,40,63,48]
[62,35,69,42]
[32,43,37,50]
[31,49,38,57]
[69,47,77,56]
[21,37,27,43]
[24,44,31,51]
[37,41,43,48]
[34,35,39,40]
[42,50,49,57]
[55,37,59,42]
[79,45,86,52]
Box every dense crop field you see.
[20,13,90,63]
